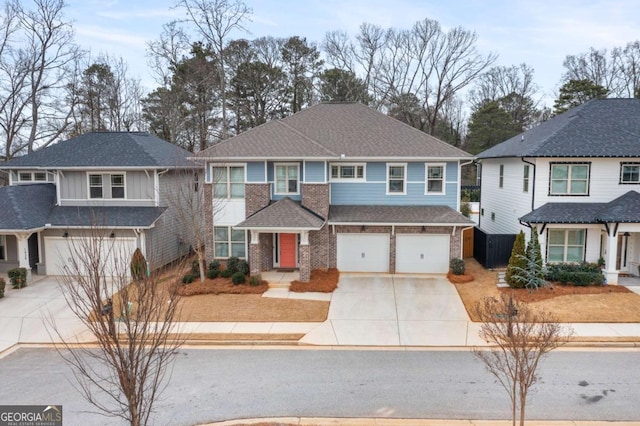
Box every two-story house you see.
[0,132,195,276]
[476,98,640,284]
[197,102,474,281]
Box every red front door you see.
[279,233,297,268]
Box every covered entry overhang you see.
[234,197,325,280]
[519,190,640,284]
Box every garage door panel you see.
[337,233,389,273]
[45,237,137,276]
[396,234,449,274]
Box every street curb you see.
[201,417,640,425]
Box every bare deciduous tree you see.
[175,0,252,140]
[49,227,185,426]
[473,293,573,426]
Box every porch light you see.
[63,232,69,238]
[110,232,116,238]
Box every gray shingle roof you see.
[477,99,640,159]
[198,102,472,160]
[1,132,194,169]
[328,205,474,225]
[520,191,640,224]
[0,184,56,230]
[234,197,325,229]
[47,206,166,228]
[0,183,166,230]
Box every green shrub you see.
[544,262,604,286]
[226,257,239,274]
[207,269,219,279]
[450,258,465,275]
[8,267,27,289]
[249,275,261,286]
[208,260,221,271]
[220,269,234,278]
[191,260,200,275]
[0,277,5,298]
[182,274,195,284]
[231,271,246,285]
[237,259,250,275]
[129,248,148,282]
[460,202,471,218]
[506,231,527,288]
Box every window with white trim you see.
[620,163,640,184]
[547,229,585,262]
[523,164,530,193]
[499,164,504,188]
[212,166,245,199]
[550,163,589,195]
[426,164,445,194]
[111,174,125,198]
[214,226,246,258]
[0,235,5,260]
[89,174,103,198]
[275,164,299,194]
[387,164,405,194]
[330,164,365,181]
[17,171,48,182]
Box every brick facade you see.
[301,183,329,218]
[309,225,331,270]
[299,243,310,281]
[245,183,271,217]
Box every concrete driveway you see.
[0,275,91,354]
[301,274,485,346]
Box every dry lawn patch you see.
[455,258,640,323]
[290,268,339,292]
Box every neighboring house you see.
[0,132,195,276]
[476,98,640,284]
[196,102,474,281]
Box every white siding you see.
[479,158,533,235]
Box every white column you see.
[250,230,260,245]
[604,229,619,285]
[300,230,309,246]
[15,233,31,277]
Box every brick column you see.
[299,231,311,282]
[249,230,261,278]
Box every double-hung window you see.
[111,174,125,198]
[387,164,406,194]
[212,166,245,199]
[620,163,640,184]
[275,164,299,195]
[550,163,589,195]
[426,164,445,194]
[331,164,365,180]
[214,226,246,258]
[547,229,586,262]
[89,174,103,198]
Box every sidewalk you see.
[205,417,640,425]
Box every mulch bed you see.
[174,276,268,296]
[503,281,631,303]
[289,268,339,293]
[447,272,475,283]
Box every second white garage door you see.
[395,234,450,273]
[336,233,390,273]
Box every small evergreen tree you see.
[506,231,527,288]
[527,227,544,284]
[130,248,148,282]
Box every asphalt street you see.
[0,348,638,425]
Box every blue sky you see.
[65,0,639,107]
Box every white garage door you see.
[396,234,450,274]
[337,233,390,273]
[44,237,137,276]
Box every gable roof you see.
[197,102,472,160]
[477,98,640,159]
[234,197,325,230]
[520,191,640,224]
[0,132,194,169]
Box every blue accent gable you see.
[331,182,458,207]
[304,161,325,182]
[408,162,424,181]
[246,162,266,182]
[446,162,458,180]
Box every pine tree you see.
[506,231,527,288]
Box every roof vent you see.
[521,135,525,142]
